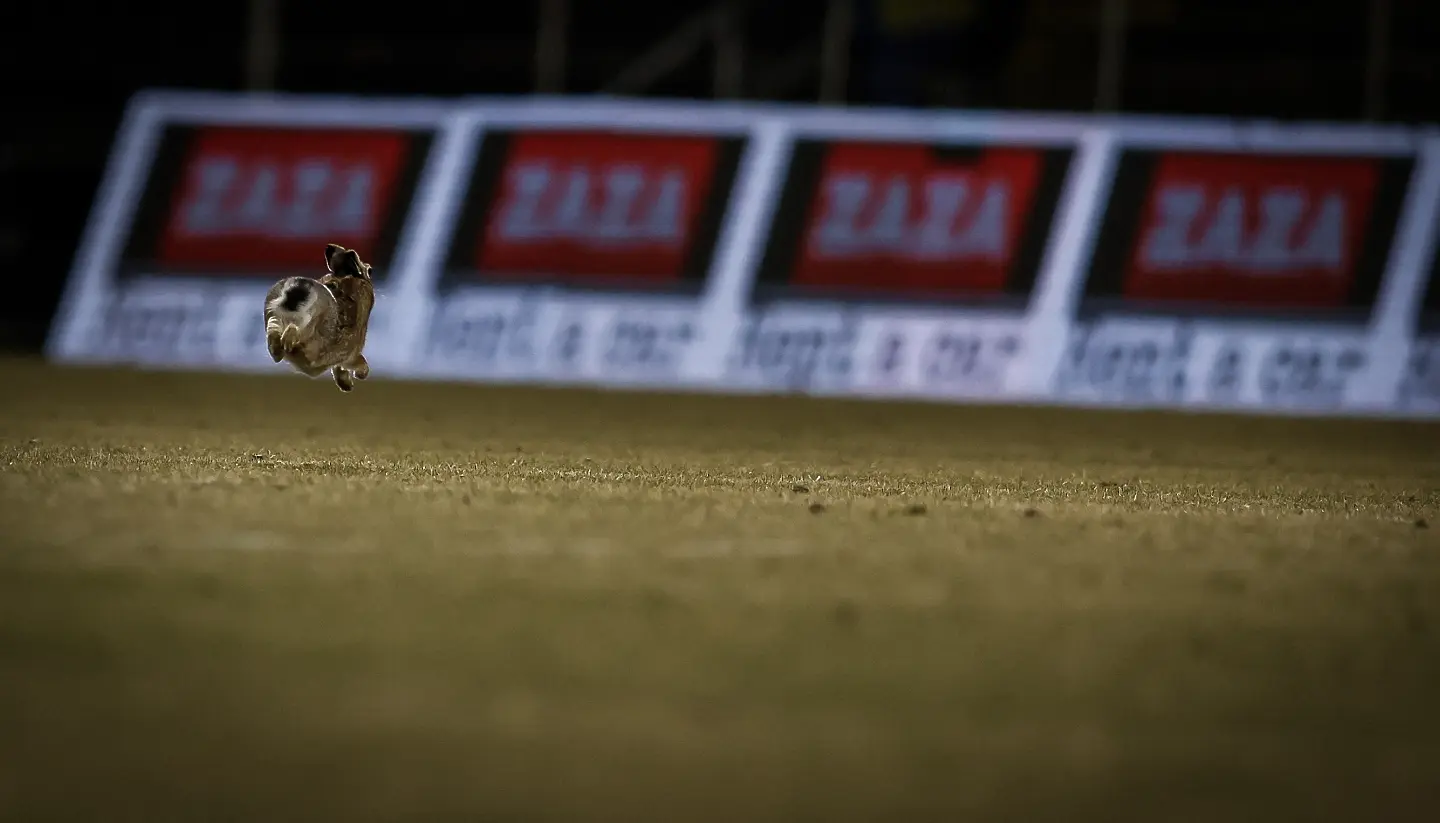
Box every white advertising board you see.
[47,91,1440,419]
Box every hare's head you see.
[324,243,373,281]
[322,243,376,317]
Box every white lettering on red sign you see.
[175,156,377,239]
[1138,185,1347,275]
[809,174,1010,261]
[493,162,686,246]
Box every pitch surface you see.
[2,359,1438,820]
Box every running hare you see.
[264,243,374,392]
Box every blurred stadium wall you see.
[7,0,1438,368]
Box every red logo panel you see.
[1124,153,1380,308]
[477,132,722,283]
[158,127,411,269]
[793,144,1045,294]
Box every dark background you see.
[5,0,1438,351]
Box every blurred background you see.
[5,0,1438,351]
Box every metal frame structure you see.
[242,0,1394,119]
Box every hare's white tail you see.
[267,278,321,328]
[269,277,330,336]
[265,277,335,359]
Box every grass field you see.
[1,356,1438,821]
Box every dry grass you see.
[1,357,1438,821]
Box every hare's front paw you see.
[332,366,355,392]
[266,331,285,363]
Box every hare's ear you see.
[324,244,348,272]
[335,250,366,278]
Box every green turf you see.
[1,357,1438,821]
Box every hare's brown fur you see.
[264,244,375,392]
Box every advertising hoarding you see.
[48,92,1440,419]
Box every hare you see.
[264,243,375,392]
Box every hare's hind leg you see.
[332,365,355,392]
